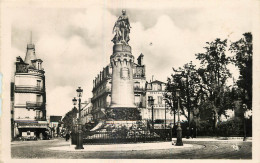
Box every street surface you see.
[11,137,252,159]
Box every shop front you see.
[15,120,48,140]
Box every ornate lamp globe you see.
[72,97,77,106]
[76,87,83,97]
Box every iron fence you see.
[82,128,171,144]
[26,101,44,108]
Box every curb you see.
[49,142,197,152]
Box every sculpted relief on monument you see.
[120,67,130,80]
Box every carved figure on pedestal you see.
[112,10,131,44]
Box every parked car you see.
[21,131,37,141]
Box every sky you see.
[8,2,254,117]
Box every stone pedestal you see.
[109,44,139,120]
[110,44,136,109]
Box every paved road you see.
[11,138,252,159]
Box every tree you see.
[62,107,78,131]
[230,32,252,110]
[164,77,178,127]
[195,38,232,130]
[164,61,200,134]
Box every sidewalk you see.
[49,141,196,152]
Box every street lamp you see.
[72,97,77,106]
[164,100,169,141]
[71,97,78,145]
[242,104,247,141]
[164,100,167,131]
[148,96,155,130]
[175,67,192,139]
[73,87,84,150]
[176,88,183,146]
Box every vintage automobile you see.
[21,131,37,140]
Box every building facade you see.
[11,42,48,139]
[81,99,93,125]
[91,53,146,121]
[143,80,174,124]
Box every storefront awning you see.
[16,121,48,129]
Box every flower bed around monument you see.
[82,120,169,144]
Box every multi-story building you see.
[81,99,93,125]
[91,53,146,121]
[11,41,48,139]
[143,80,174,124]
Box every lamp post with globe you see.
[148,96,155,130]
[72,87,84,150]
[175,88,183,146]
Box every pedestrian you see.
[65,132,70,141]
[191,128,194,139]
[186,127,190,139]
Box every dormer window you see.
[152,84,157,90]
[37,61,42,70]
[37,80,41,89]
[158,84,162,91]
[147,83,152,90]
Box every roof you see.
[50,116,62,122]
[149,80,165,84]
[31,59,43,63]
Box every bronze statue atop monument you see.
[112,10,131,44]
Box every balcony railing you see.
[26,101,44,108]
[148,104,165,108]
[15,85,44,93]
[134,87,145,91]
[133,74,145,78]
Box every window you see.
[37,80,41,88]
[147,83,152,90]
[158,84,162,91]
[133,68,136,76]
[148,96,153,107]
[135,95,140,105]
[37,95,41,103]
[158,96,163,105]
[152,84,157,90]
[134,82,140,89]
[36,110,41,118]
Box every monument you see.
[109,10,141,120]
